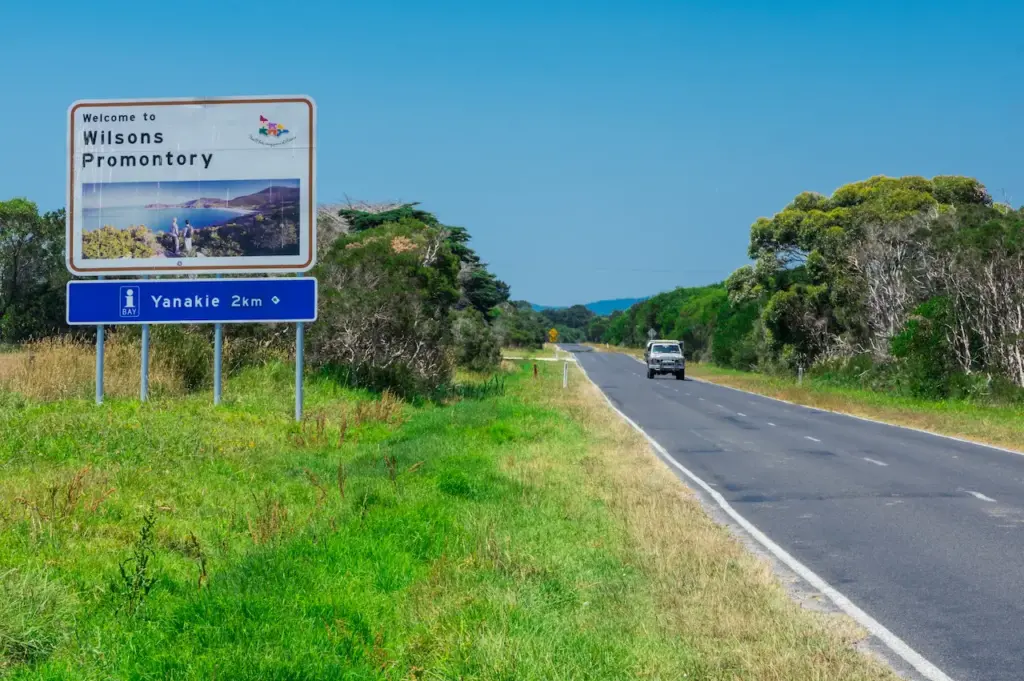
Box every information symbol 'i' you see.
[120,286,141,319]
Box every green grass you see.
[0,361,895,680]
[687,362,1024,452]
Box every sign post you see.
[140,275,150,402]
[295,321,305,422]
[95,277,105,405]
[66,95,317,415]
[213,275,223,405]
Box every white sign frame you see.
[66,95,316,276]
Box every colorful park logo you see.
[249,115,296,146]
[258,115,289,137]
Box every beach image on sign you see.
[81,179,301,260]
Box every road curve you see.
[562,345,1024,681]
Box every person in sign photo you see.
[184,220,195,254]
[170,217,181,255]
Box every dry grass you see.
[290,391,404,448]
[688,363,1024,453]
[501,343,561,360]
[587,342,643,359]
[0,337,184,401]
[544,364,897,680]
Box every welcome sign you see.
[66,96,316,276]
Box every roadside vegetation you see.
[0,340,896,679]
[573,176,1024,432]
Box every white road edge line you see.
[965,490,996,503]
[574,357,955,681]
[863,457,889,467]
[805,436,821,443]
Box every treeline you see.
[0,197,542,395]
[589,176,1024,401]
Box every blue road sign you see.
[67,278,318,325]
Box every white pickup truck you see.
[644,339,685,380]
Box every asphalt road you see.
[562,345,1024,681]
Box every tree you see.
[452,307,501,371]
[0,199,70,342]
[541,305,594,330]
[733,175,995,368]
[492,301,547,349]
[548,328,558,343]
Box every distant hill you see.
[532,297,646,315]
[145,185,300,210]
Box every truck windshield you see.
[652,344,680,354]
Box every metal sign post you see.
[140,275,150,402]
[95,278,104,405]
[214,275,223,405]
[295,322,305,422]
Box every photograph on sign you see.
[67,96,315,276]
[82,179,300,259]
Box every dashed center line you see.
[805,436,821,443]
[863,457,888,467]
[699,397,705,401]
[965,490,997,503]
[767,422,776,427]
[737,412,746,417]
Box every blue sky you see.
[3,0,1023,305]
[82,180,299,209]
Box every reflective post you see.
[214,274,223,405]
[563,361,568,389]
[140,275,150,402]
[95,276,105,405]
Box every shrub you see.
[150,325,214,392]
[81,225,158,259]
[890,297,957,399]
[309,220,461,396]
[452,308,501,372]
